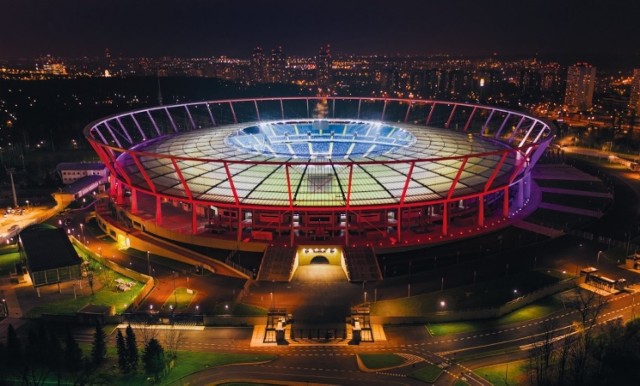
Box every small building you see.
[52,175,105,207]
[56,162,107,185]
[18,224,83,294]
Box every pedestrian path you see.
[538,202,603,218]
[538,186,613,199]
[512,220,564,238]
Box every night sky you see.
[1,0,639,59]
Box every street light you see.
[597,250,603,266]
[146,250,151,276]
[25,200,29,210]
[513,289,518,300]
[439,300,446,308]
[80,223,84,244]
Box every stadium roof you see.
[119,120,516,207]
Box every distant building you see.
[251,46,267,83]
[56,162,107,185]
[316,45,332,89]
[629,69,640,119]
[564,63,596,112]
[269,46,286,83]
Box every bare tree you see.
[162,326,183,360]
[135,324,158,346]
[528,317,559,385]
[566,288,608,385]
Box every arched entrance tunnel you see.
[310,255,330,264]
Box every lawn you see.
[26,275,142,316]
[26,248,144,317]
[427,296,563,336]
[475,359,529,386]
[358,353,406,369]
[44,345,276,386]
[163,287,196,312]
[453,380,469,386]
[410,364,443,383]
[233,303,269,316]
[372,270,565,317]
[0,251,20,275]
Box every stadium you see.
[85,97,552,280]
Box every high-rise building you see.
[316,44,332,89]
[629,69,640,119]
[250,46,267,83]
[564,63,596,112]
[268,46,286,83]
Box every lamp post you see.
[597,250,603,267]
[25,200,29,210]
[172,271,178,307]
[146,250,151,276]
[80,223,84,244]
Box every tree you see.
[6,324,23,369]
[47,330,64,384]
[142,338,165,381]
[116,329,129,374]
[567,289,607,385]
[163,326,183,360]
[125,324,139,372]
[64,330,83,373]
[91,322,107,366]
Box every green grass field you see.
[163,287,196,312]
[427,296,564,336]
[410,364,443,383]
[372,270,566,317]
[358,353,406,369]
[41,345,276,386]
[0,251,20,275]
[475,359,529,386]
[233,303,268,316]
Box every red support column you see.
[426,102,436,125]
[478,194,484,227]
[442,203,448,236]
[109,174,116,196]
[131,189,138,213]
[397,209,402,243]
[445,104,457,129]
[237,209,242,244]
[285,164,294,246]
[155,196,162,225]
[116,182,124,205]
[503,186,509,218]
[345,164,354,245]
[192,203,198,234]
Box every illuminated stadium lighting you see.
[85,97,552,251]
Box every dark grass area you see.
[371,270,565,316]
[541,192,611,211]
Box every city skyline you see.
[1,0,639,62]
